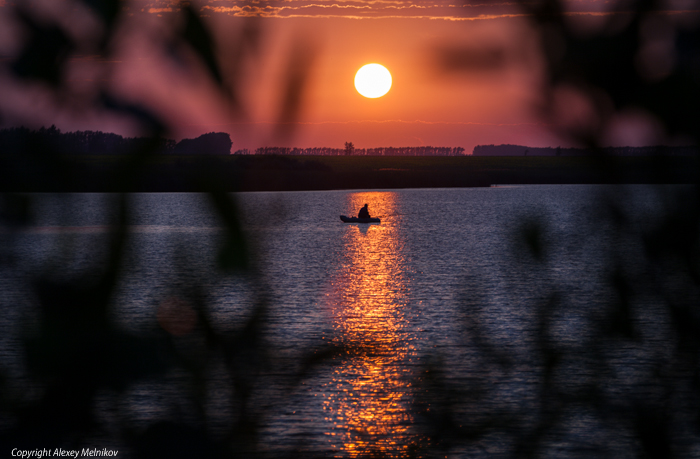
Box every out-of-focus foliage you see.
[0,1,322,458]
[416,1,700,458]
[524,0,700,147]
[1,0,699,458]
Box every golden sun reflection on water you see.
[323,192,418,457]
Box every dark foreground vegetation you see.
[473,144,699,157]
[1,153,697,192]
[2,0,700,458]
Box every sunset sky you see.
[0,0,697,153]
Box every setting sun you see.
[354,64,392,99]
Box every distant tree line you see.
[0,126,232,155]
[249,145,467,156]
[473,144,699,156]
[250,146,345,156]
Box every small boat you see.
[340,215,380,224]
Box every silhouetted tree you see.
[174,132,232,155]
[344,141,355,156]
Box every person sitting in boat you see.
[358,204,370,219]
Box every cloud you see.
[147,8,174,14]
[1,0,697,19]
[0,0,685,20]
[192,0,699,20]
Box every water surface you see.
[0,185,690,458]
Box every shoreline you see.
[1,155,697,192]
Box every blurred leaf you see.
[207,188,249,271]
[0,193,33,227]
[180,3,223,86]
[635,407,673,459]
[225,20,262,113]
[100,93,166,137]
[79,0,122,40]
[514,217,548,262]
[11,8,74,87]
[608,266,637,340]
[526,0,700,144]
[133,421,222,459]
[438,46,505,73]
[275,38,317,139]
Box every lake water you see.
[1,185,696,458]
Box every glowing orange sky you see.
[0,1,697,153]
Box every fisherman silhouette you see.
[358,204,370,219]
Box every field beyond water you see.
[1,154,697,192]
